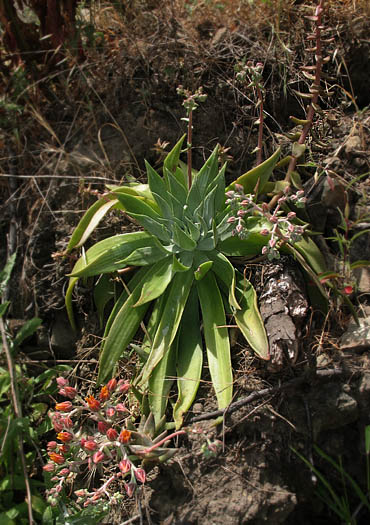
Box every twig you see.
[0,318,34,524]
[187,368,345,424]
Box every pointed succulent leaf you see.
[227,147,281,195]
[172,223,197,251]
[194,260,213,281]
[197,271,233,416]
[234,271,269,360]
[207,251,240,310]
[94,274,115,328]
[163,166,188,206]
[186,146,219,213]
[163,134,186,175]
[98,270,152,384]
[173,286,203,429]
[134,256,174,307]
[103,267,150,342]
[69,232,158,277]
[67,198,118,253]
[138,269,194,386]
[148,338,177,427]
[114,191,162,220]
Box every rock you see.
[345,134,362,157]
[353,266,370,293]
[339,317,370,351]
[50,310,77,357]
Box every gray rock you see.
[339,317,370,351]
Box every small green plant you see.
[293,426,370,524]
[0,255,69,524]
[64,80,326,429]
[44,376,184,515]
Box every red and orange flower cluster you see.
[44,376,145,507]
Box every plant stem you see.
[0,318,34,524]
[269,0,325,210]
[187,109,193,188]
[142,430,186,454]
[256,86,264,166]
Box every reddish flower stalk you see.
[141,430,186,455]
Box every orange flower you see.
[55,401,73,412]
[99,386,110,401]
[57,431,73,443]
[118,429,131,444]
[85,395,100,412]
[48,452,65,465]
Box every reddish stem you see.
[256,86,264,166]
[187,110,193,189]
[142,430,186,455]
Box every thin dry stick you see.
[0,318,34,524]
[187,368,345,424]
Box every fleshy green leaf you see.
[227,147,281,195]
[69,232,160,277]
[97,267,152,384]
[207,251,241,310]
[173,285,203,429]
[197,271,233,416]
[94,274,115,328]
[134,256,174,306]
[138,269,194,386]
[66,198,118,253]
[163,134,186,175]
[234,272,269,360]
[13,318,42,348]
[148,338,177,426]
[194,260,213,281]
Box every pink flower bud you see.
[106,378,117,392]
[59,468,70,476]
[56,377,68,387]
[106,407,116,418]
[74,489,87,498]
[98,421,109,434]
[343,285,353,295]
[115,403,128,413]
[124,482,136,498]
[47,441,58,450]
[225,191,235,198]
[269,238,277,248]
[260,228,270,236]
[106,428,118,441]
[83,440,97,451]
[234,183,244,193]
[63,386,77,399]
[58,444,69,454]
[43,462,55,472]
[134,468,146,484]
[62,416,73,429]
[118,380,130,394]
[93,451,105,464]
[119,459,131,474]
[227,216,236,224]
[51,414,64,432]
[287,212,296,219]
[236,223,243,234]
